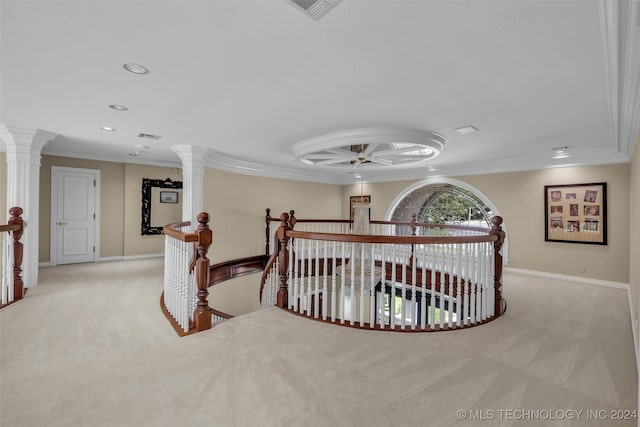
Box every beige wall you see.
[345,163,631,284]
[0,152,6,263]
[200,168,343,315]
[210,273,262,316]
[39,156,181,261]
[630,141,640,343]
[0,152,6,224]
[123,163,182,257]
[203,168,343,264]
[40,156,126,261]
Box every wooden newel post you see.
[490,215,506,316]
[265,208,272,257]
[194,212,213,331]
[276,212,292,309]
[8,207,24,300]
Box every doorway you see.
[50,166,100,265]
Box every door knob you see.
[58,221,67,226]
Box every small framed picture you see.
[160,191,179,204]
[544,182,607,245]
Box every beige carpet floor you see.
[0,258,637,426]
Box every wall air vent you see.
[138,133,161,140]
[287,0,342,20]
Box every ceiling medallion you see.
[292,127,446,169]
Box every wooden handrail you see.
[286,230,498,245]
[265,210,491,231]
[1,207,25,307]
[163,221,199,242]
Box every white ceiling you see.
[1,0,639,184]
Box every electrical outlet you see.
[579,265,586,273]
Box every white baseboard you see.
[43,253,165,265]
[628,287,639,376]
[97,256,124,262]
[504,267,629,290]
[505,266,637,375]
[123,253,164,261]
[99,253,164,262]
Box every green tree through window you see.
[392,184,493,229]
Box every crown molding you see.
[204,150,344,184]
[41,148,181,168]
[598,0,640,159]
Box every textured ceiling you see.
[1,0,639,184]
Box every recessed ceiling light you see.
[100,126,115,131]
[138,133,161,140]
[135,144,150,149]
[128,152,141,157]
[455,125,479,134]
[109,104,128,111]
[552,145,569,154]
[123,63,150,75]
[552,146,570,158]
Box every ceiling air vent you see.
[287,0,342,20]
[138,133,161,140]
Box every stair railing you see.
[261,210,506,331]
[162,212,213,334]
[1,207,24,308]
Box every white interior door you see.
[52,167,98,265]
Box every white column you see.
[170,145,208,228]
[0,125,56,287]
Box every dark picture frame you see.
[141,178,182,235]
[350,195,371,222]
[544,182,607,245]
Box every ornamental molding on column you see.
[0,125,57,165]
[170,145,209,226]
[0,125,57,287]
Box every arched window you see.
[386,179,507,262]
[391,183,492,228]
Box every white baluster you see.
[307,239,313,317]
[322,240,328,320]
[331,241,337,323]
[379,244,386,328]
[390,244,396,330]
[488,243,495,317]
[1,232,11,305]
[448,243,454,329]
[463,243,470,326]
[456,245,462,327]
[429,244,436,330]
[299,239,306,314]
[288,238,294,310]
[411,246,417,330]
[349,242,356,326]
[340,241,346,324]
[314,240,320,319]
[420,244,427,330]
[439,243,445,329]
[369,243,376,328]
[293,240,299,312]
[358,243,365,326]
[470,244,477,325]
